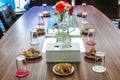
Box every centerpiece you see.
[55,0,73,22]
[46,2,80,62]
[54,0,74,48]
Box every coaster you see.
[30,42,40,45]
[16,70,29,78]
[92,66,106,73]
[86,41,96,46]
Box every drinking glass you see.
[15,54,29,78]
[42,3,47,11]
[82,12,87,18]
[86,29,96,45]
[31,43,40,51]
[30,28,39,45]
[38,13,44,26]
[81,12,88,23]
[82,3,87,7]
[92,52,106,73]
[82,3,87,10]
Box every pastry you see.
[55,63,72,74]
[43,11,50,17]
[85,48,96,57]
[81,27,91,33]
[23,48,40,57]
[77,12,83,17]
[37,28,45,34]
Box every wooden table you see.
[0,5,120,80]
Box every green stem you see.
[60,13,64,22]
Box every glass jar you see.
[86,43,96,54]
[56,20,71,49]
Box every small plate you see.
[26,54,41,59]
[38,32,45,36]
[85,54,95,59]
[81,30,88,34]
[52,63,74,76]
[85,54,101,60]
[81,21,88,24]
[30,42,40,45]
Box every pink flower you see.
[69,6,74,15]
[55,1,65,13]
[55,0,74,21]
[63,0,68,3]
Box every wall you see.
[29,0,119,19]
[84,0,119,19]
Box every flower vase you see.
[56,12,71,48]
[58,10,70,22]
[58,12,64,22]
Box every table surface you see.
[0,5,120,80]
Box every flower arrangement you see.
[55,0,74,22]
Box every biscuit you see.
[55,63,72,74]
[23,48,40,57]
[43,11,50,17]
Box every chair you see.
[0,27,3,39]
[0,4,17,31]
[14,8,26,18]
[14,1,30,18]
[0,20,5,31]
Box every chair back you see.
[0,4,17,31]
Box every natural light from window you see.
[14,0,29,8]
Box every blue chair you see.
[0,4,17,31]
[0,20,5,31]
[14,1,30,18]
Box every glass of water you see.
[38,13,44,26]
[42,3,47,11]
[82,3,87,10]
[86,29,96,45]
[30,28,39,45]
[92,52,106,73]
[15,54,29,78]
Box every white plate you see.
[26,54,41,59]
[52,63,74,76]
[85,54,95,59]
[30,42,40,45]
[81,30,88,34]
[85,54,101,60]
[81,21,88,24]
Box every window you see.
[14,0,28,8]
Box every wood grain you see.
[0,5,120,80]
